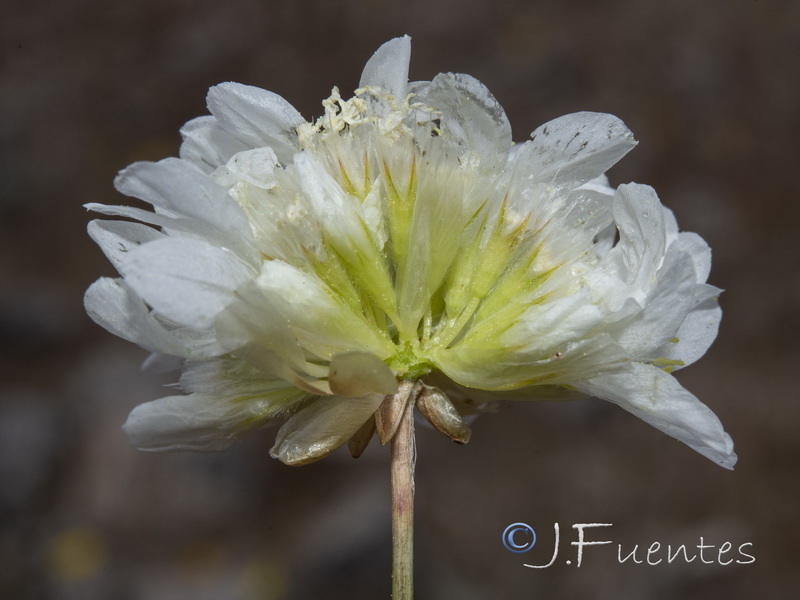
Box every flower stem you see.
[391,383,416,599]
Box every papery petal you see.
[206,83,304,165]
[615,247,698,357]
[124,394,244,451]
[439,287,631,390]
[86,201,258,269]
[270,394,385,465]
[575,363,736,469]
[518,112,636,186]
[179,115,250,173]
[662,206,680,247]
[654,292,722,368]
[674,231,713,283]
[358,35,411,100]
[292,154,398,319]
[605,183,667,292]
[85,202,186,232]
[505,290,610,351]
[114,158,253,241]
[124,359,310,451]
[84,278,187,356]
[87,219,163,272]
[214,279,333,394]
[215,147,279,190]
[422,72,512,167]
[578,174,615,196]
[120,238,254,329]
[214,280,307,370]
[124,391,299,452]
[179,358,308,402]
[256,260,393,360]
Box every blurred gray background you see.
[1,0,798,598]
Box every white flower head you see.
[85,36,736,469]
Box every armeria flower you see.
[85,36,736,470]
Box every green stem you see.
[391,385,416,599]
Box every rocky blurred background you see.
[1,0,798,598]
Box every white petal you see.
[179,115,250,173]
[179,358,309,402]
[577,174,615,196]
[358,35,411,100]
[213,279,331,391]
[423,72,512,167]
[505,290,609,351]
[114,158,252,239]
[124,393,274,452]
[604,184,667,293]
[257,260,392,360]
[215,146,279,190]
[270,394,385,465]
[84,278,187,356]
[615,248,697,357]
[519,112,636,186]
[438,286,631,390]
[87,219,163,271]
[575,363,736,469]
[85,202,182,231]
[124,394,240,451]
[293,152,362,225]
[436,331,628,392]
[120,238,254,329]
[655,292,722,368]
[662,206,679,247]
[206,82,304,164]
[593,222,617,259]
[292,154,397,319]
[124,359,310,452]
[673,231,712,283]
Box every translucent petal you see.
[84,277,188,356]
[114,158,252,240]
[87,219,163,272]
[216,147,279,190]
[422,72,512,168]
[674,231,713,283]
[206,82,304,165]
[287,155,398,321]
[124,359,310,452]
[120,237,254,329]
[256,260,393,360]
[358,35,411,100]
[179,115,250,173]
[518,112,636,187]
[604,184,667,293]
[575,363,736,469]
[437,304,630,391]
[615,247,698,357]
[653,291,722,368]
